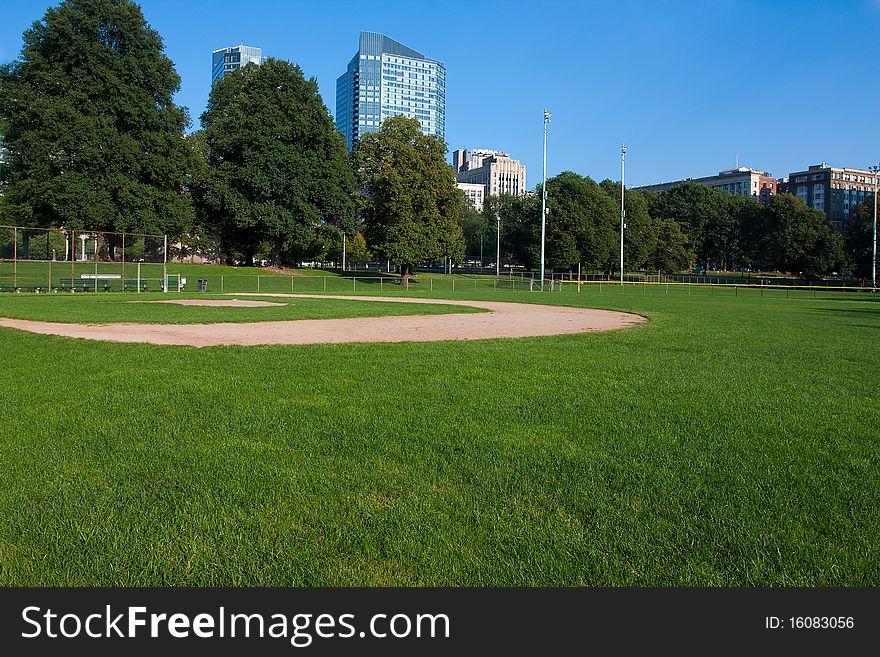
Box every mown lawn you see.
[0,293,482,324]
[0,285,877,586]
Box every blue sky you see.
[2,0,879,187]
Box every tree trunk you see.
[400,263,411,288]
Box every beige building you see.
[456,182,486,211]
[453,148,527,200]
[635,167,777,205]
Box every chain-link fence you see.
[0,226,172,292]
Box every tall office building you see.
[453,148,527,199]
[212,45,265,84]
[336,31,446,150]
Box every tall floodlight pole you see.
[496,212,501,277]
[870,164,879,291]
[620,144,627,286]
[540,109,551,289]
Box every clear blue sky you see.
[2,0,879,187]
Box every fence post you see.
[323,276,326,292]
[221,275,224,293]
[291,276,294,292]
[452,279,455,292]
[353,277,356,292]
[380,278,383,292]
[257,275,260,292]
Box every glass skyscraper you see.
[212,45,265,84]
[336,31,446,150]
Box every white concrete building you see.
[453,148,526,200]
[456,182,486,211]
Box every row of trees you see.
[460,177,875,279]
[1,1,875,281]
[0,0,463,276]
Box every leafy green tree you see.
[0,0,195,243]
[845,199,877,279]
[483,193,541,270]
[547,231,581,270]
[649,218,693,273]
[738,195,778,271]
[458,202,489,259]
[198,58,354,266]
[348,232,371,264]
[544,172,617,274]
[353,115,463,284]
[601,181,656,272]
[758,194,845,278]
[651,182,730,270]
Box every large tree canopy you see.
[649,181,747,270]
[0,0,194,235]
[353,115,463,281]
[197,58,355,266]
[845,199,877,280]
[544,172,617,272]
[764,194,845,278]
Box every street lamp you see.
[496,211,501,277]
[620,144,627,286]
[870,164,879,291]
[540,109,551,290]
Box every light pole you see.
[540,109,551,289]
[620,144,627,286]
[870,164,879,291]
[496,211,501,277]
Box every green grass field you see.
[0,283,878,586]
[0,294,482,324]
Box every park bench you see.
[58,278,112,292]
[123,279,149,291]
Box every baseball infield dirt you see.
[0,294,645,347]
